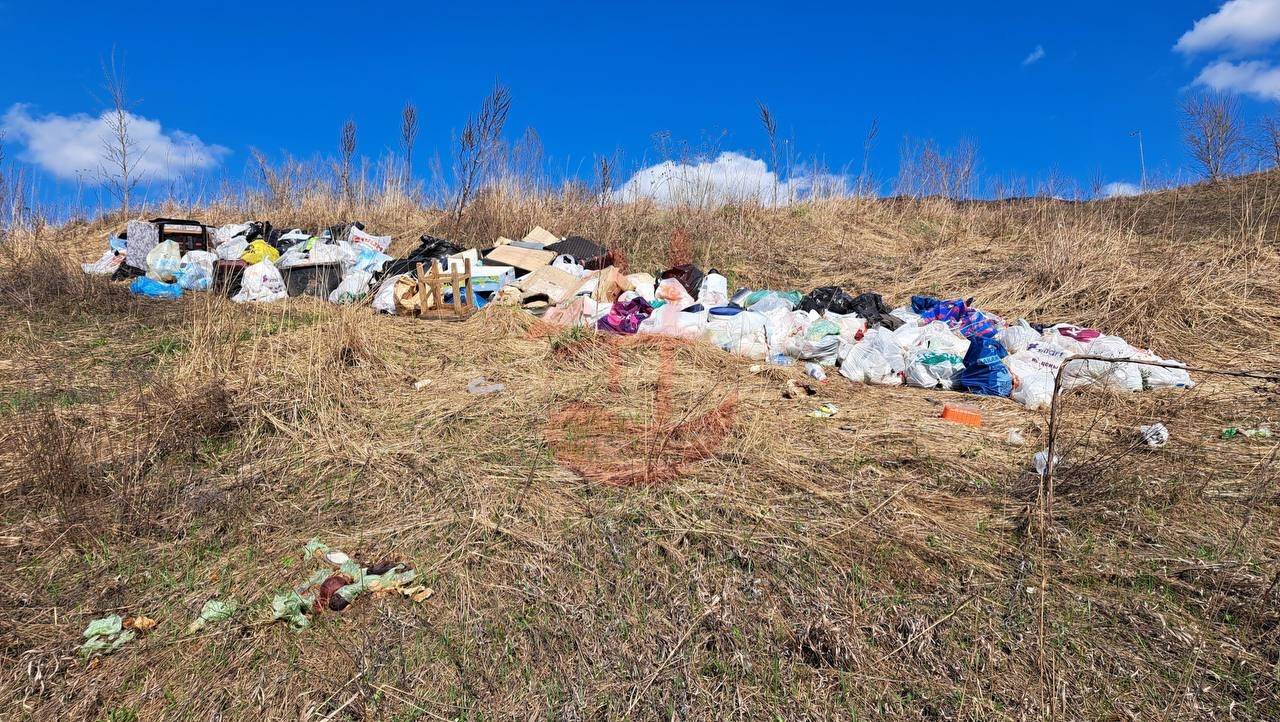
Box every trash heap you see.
[83,221,1194,409]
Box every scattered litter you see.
[1221,425,1271,440]
[1034,449,1060,477]
[79,614,137,659]
[1006,429,1026,446]
[805,363,828,382]
[810,403,840,418]
[467,378,505,395]
[272,538,432,632]
[187,599,238,633]
[130,276,183,299]
[1138,423,1170,449]
[126,615,157,631]
[322,550,351,566]
[271,590,313,631]
[941,404,983,427]
[784,379,817,399]
[412,379,433,391]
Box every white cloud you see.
[1175,0,1280,54]
[612,152,846,207]
[1,103,229,182]
[1100,181,1142,198]
[1192,59,1280,100]
[1022,44,1046,66]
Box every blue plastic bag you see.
[957,336,1013,397]
[911,295,940,313]
[130,276,183,299]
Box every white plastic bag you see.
[553,254,588,278]
[1005,340,1070,410]
[232,259,287,304]
[1139,360,1194,389]
[216,239,249,261]
[1062,335,1143,392]
[626,273,657,302]
[654,278,693,309]
[175,251,217,291]
[82,250,123,275]
[350,245,392,274]
[349,227,392,253]
[998,319,1041,354]
[890,306,922,326]
[904,349,966,389]
[145,240,182,283]
[838,327,905,385]
[705,310,769,359]
[372,273,407,314]
[212,223,252,247]
[697,272,729,307]
[329,270,373,304]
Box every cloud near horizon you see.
[1175,0,1280,54]
[1022,44,1046,66]
[1,103,229,182]
[1100,181,1142,198]
[1193,59,1280,101]
[612,152,848,207]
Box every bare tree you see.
[452,82,511,221]
[99,50,144,219]
[1256,114,1280,169]
[400,102,418,191]
[1181,93,1246,182]
[338,118,357,206]
[757,100,779,205]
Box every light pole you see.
[1130,130,1146,190]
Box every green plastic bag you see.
[188,599,239,633]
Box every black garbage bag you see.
[800,287,903,329]
[849,293,902,330]
[798,286,856,314]
[111,262,146,282]
[379,234,466,280]
[659,264,705,297]
[326,221,365,242]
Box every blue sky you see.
[2,0,1279,209]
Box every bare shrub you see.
[1256,114,1280,169]
[896,136,979,200]
[453,83,512,223]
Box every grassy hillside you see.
[1,177,1278,720]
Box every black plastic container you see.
[213,260,247,297]
[281,263,342,299]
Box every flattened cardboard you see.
[522,226,561,246]
[485,245,555,272]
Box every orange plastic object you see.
[941,404,983,427]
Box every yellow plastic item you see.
[241,239,280,265]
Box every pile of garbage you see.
[82,220,1194,409]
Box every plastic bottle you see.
[805,362,828,382]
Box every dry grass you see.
[0,174,1278,721]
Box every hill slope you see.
[1,184,1278,720]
